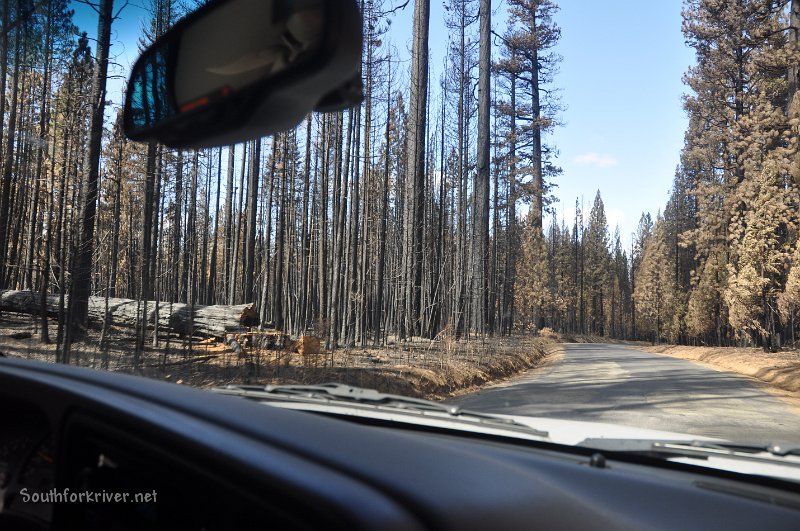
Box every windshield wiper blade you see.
[685,441,800,458]
[214,383,548,437]
[582,438,800,468]
[650,441,800,463]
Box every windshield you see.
[0,0,799,449]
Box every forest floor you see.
[637,344,800,401]
[0,312,562,400]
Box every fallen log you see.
[0,290,259,339]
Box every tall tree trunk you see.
[244,139,260,302]
[274,136,288,330]
[490,77,500,335]
[403,0,430,337]
[328,112,352,349]
[223,145,235,299]
[474,0,491,335]
[173,151,183,301]
[187,151,198,303]
[530,43,543,233]
[0,0,22,285]
[0,0,9,175]
[317,116,329,322]
[347,108,362,346]
[429,72,445,339]
[25,0,53,291]
[39,120,60,344]
[261,138,276,325]
[135,140,158,363]
[200,155,211,304]
[150,148,162,300]
[299,117,312,330]
[207,148,222,304]
[789,0,800,115]
[68,0,113,345]
[374,90,391,345]
[230,143,247,304]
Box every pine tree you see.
[500,0,561,231]
[584,191,609,335]
[634,215,675,344]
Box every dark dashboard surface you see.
[0,357,798,530]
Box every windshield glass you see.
[1,0,799,449]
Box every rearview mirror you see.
[124,0,363,148]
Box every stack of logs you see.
[0,289,258,339]
[0,289,324,365]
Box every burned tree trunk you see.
[0,290,259,339]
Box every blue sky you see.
[71,0,694,249]
[548,2,694,247]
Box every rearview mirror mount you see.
[124,0,363,148]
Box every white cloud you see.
[573,152,619,168]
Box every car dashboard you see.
[0,357,798,530]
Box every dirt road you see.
[449,343,800,443]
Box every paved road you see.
[449,343,800,444]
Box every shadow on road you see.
[448,344,800,443]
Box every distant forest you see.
[0,0,799,361]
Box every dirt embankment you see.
[200,334,563,400]
[389,336,563,399]
[0,313,562,400]
[637,344,800,397]
[562,334,649,346]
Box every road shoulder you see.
[634,344,800,410]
